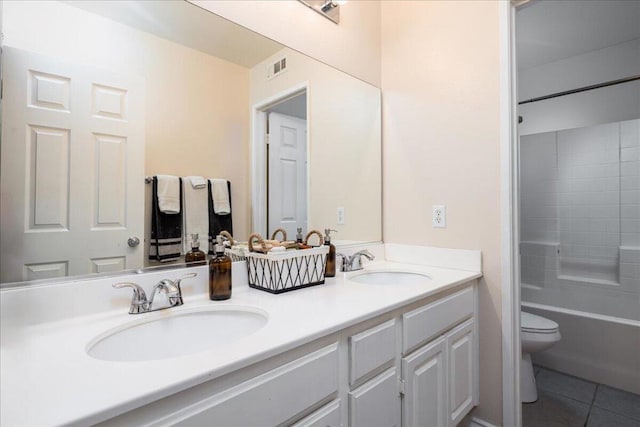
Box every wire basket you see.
[245,246,329,294]
[224,246,247,262]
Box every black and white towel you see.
[149,176,183,262]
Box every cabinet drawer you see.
[175,344,339,427]
[291,399,341,427]
[402,286,474,354]
[349,319,396,385]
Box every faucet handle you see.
[175,272,197,288]
[336,253,351,272]
[113,282,149,314]
[165,272,197,307]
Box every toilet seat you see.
[521,311,559,334]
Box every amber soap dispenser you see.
[324,229,337,278]
[209,235,232,300]
[185,233,206,265]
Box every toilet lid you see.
[521,312,559,333]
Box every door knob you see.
[128,237,141,247]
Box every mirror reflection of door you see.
[266,93,308,239]
[0,47,145,283]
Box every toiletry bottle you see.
[209,235,232,300]
[296,227,303,244]
[324,229,337,277]
[185,233,206,265]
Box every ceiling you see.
[516,0,640,70]
[65,0,283,68]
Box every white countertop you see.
[1,251,481,426]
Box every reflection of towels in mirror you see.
[210,178,231,215]
[156,175,181,214]
[186,175,206,189]
[183,177,209,254]
[208,180,233,254]
[149,176,183,262]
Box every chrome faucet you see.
[337,250,375,272]
[114,272,197,314]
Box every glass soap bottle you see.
[185,233,206,265]
[209,235,232,300]
[324,229,337,278]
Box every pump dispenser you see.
[209,235,232,300]
[324,229,337,277]
[296,227,303,244]
[185,233,206,265]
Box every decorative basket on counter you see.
[245,232,329,294]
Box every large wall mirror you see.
[0,0,382,286]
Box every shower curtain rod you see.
[518,74,640,105]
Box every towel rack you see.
[145,176,153,184]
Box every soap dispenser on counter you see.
[185,233,206,265]
[324,229,337,278]
[209,235,232,300]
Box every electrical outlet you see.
[337,207,345,225]
[432,205,446,228]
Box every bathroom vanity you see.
[0,245,481,426]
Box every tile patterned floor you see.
[523,367,640,427]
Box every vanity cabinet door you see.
[401,336,447,427]
[447,319,476,426]
[349,367,400,427]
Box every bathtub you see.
[522,301,640,395]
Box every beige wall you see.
[381,1,503,424]
[190,0,382,87]
[251,48,382,242]
[3,1,252,246]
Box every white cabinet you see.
[99,282,478,427]
[349,368,401,427]
[401,287,478,427]
[402,336,448,427]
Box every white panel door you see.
[447,319,475,426]
[1,47,145,282]
[402,336,447,427]
[268,112,307,238]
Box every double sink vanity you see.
[0,244,481,426]
[0,2,484,426]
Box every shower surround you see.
[520,118,640,394]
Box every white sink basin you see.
[348,271,431,285]
[87,306,268,362]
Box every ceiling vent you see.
[267,56,288,80]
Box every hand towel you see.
[210,178,231,215]
[208,180,233,254]
[183,176,209,254]
[149,176,183,262]
[156,174,181,214]
[186,175,207,189]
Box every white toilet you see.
[520,311,561,403]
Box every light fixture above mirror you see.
[298,0,345,24]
